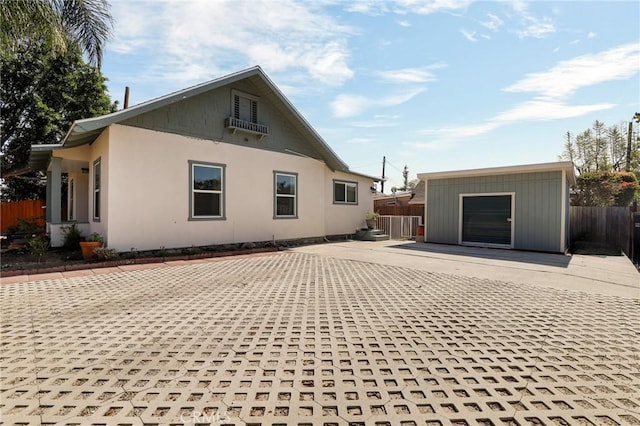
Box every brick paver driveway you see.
[1,251,639,425]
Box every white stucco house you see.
[30,67,381,251]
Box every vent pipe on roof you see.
[124,86,130,109]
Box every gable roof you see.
[61,66,371,176]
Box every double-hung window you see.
[189,161,225,219]
[333,180,358,204]
[93,158,101,221]
[274,172,297,218]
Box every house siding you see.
[325,170,373,235]
[426,171,564,252]
[102,125,374,251]
[120,78,323,164]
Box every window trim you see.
[188,160,226,221]
[68,178,75,221]
[274,171,298,219]
[231,89,260,123]
[333,179,358,205]
[93,158,101,222]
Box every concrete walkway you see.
[1,243,639,425]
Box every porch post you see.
[46,171,52,223]
[50,157,62,224]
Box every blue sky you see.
[101,0,640,190]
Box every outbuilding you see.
[417,161,576,253]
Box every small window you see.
[190,161,225,220]
[334,180,358,204]
[93,158,101,221]
[232,90,259,123]
[274,172,297,218]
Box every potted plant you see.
[365,211,379,229]
[80,232,103,259]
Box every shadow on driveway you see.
[389,241,572,268]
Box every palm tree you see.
[0,0,112,67]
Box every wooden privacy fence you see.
[570,206,632,257]
[1,199,45,233]
[375,204,424,217]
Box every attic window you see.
[234,92,258,123]
[225,89,269,137]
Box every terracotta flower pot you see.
[80,241,102,259]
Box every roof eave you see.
[418,161,576,184]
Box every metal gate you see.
[376,215,421,239]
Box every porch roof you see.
[29,144,63,171]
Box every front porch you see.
[30,145,93,247]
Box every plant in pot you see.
[80,232,103,260]
[365,211,379,229]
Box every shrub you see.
[62,223,83,249]
[93,247,118,261]
[572,171,640,207]
[6,217,44,235]
[28,235,50,261]
[87,232,103,243]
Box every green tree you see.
[0,0,112,67]
[401,165,409,191]
[1,43,116,201]
[561,119,639,174]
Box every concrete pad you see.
[292,240,640,299]
[90,266,122,275]
[116,262,166,271]
[61,270,94,279]
[1,249,638,425]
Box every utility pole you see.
[381,156,386,194]
[627,120,633,172]
[627,113,640,172]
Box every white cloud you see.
[376,65,443,83]
[460,29,477,42]
[420,99,616,140]
[516,17,555,39]
[481,13,503,31]
[108,0,355,87]
[504,43,640,100]
[397,20,412,27]
[587,31,597,39]
[504,0,556,39]
[493,100,615,122]
[344,0,390,15]
[331,94,370,118]
[426,122,501,139]
[393,0,473,15]
[331,88,426,118]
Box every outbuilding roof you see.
[418,161,576,186]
